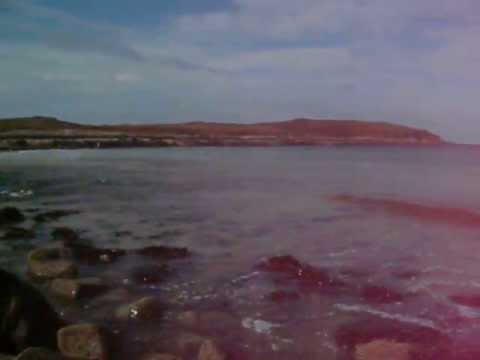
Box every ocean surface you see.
[2,146,480,359]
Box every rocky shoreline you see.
[2,204,479,359]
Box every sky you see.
[1,0,479,142]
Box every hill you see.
[0,116,445,150]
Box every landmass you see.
[0,116,445,150]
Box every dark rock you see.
[361,286,405,304]
[142,354,182,360]
[197,340,226,360]
[16,347,61,360]
[257,255,344,290]
[267,290,300,303]
[50,278,109,301]
[50,227,79,244]
[27,248,77,280]
[71,245,126,265]
[130,264,169,285]
[0,208,25,227]
[136,246,190,260]
[0,269,62,354]
[2,228,35,241]
[33,210,79,223]
[115,297,163,321]
[57,323,107,360]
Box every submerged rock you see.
[16,347,61,360]
[130,264,169,285]
[136,246,190,260]
[2,228,35,241]
[50,278,108,301]
[50,227,79,244]
[0,269,62,354]
[355,340,411,360]
[197,340,226,360]
[257,255,344,290]
[142,354,182,360]
[57,323,107,360]
[0,208,25,227]
[33,210,79,223]
[71,245,126,265]
[115,297,163,321]
[27,248,77,280]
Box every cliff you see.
[0,116,445,150]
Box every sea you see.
[2,146,480,359]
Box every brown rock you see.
[176,311,198,328]
[57,323,107,360]
[355,340,411,360]
[197,340,226,360]
[115,297,162,321]
[27,248,77,280]
[141,354,182,360]
[16,347,61,359]
[176,333,206,355]
[50,278,108,300]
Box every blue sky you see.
[1,0,479,142]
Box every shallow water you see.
[3,146,480,359]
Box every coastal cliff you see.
[0,116,445,150]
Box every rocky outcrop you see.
[0,269,62,354]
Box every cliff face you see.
[0,116,445,150]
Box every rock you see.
[0,208,25,227]
[130,264,169,285]
[136,246,190,260]
[355,340,411,360]
[115,297,163,321]
[257,255,344,290]
[177,311,198,328]
[27,248,77,280]
[16,347,61,360]
[57,323,107,360]
[33,210,79,223]
[361,286,405,304]
[141,354,182,360]
[50,278,108,301]
[197,340,226,360]
[2,228,35,241]
[0,354,14,360]
[51,227,79,244]
[176,333,206,355]
[0,269,62,354]
[71,245,126,265]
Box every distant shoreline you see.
[0,116,447,151]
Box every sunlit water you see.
[2,147,480,359]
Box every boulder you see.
[0,269,62,354]
[2,228,35,241]
[142,354,182,360]
[33,210,79,223]
[136,246,190,260]
[115,297,163,321]
[50,278,108,301]
[51,227,79,244]
[0,208,25,227]
[197,340,226,360]
[176,333,206,355]
[16,347,61,360]
[27,248,77,280]
[57,323,107,360]
[130,264,169,285]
